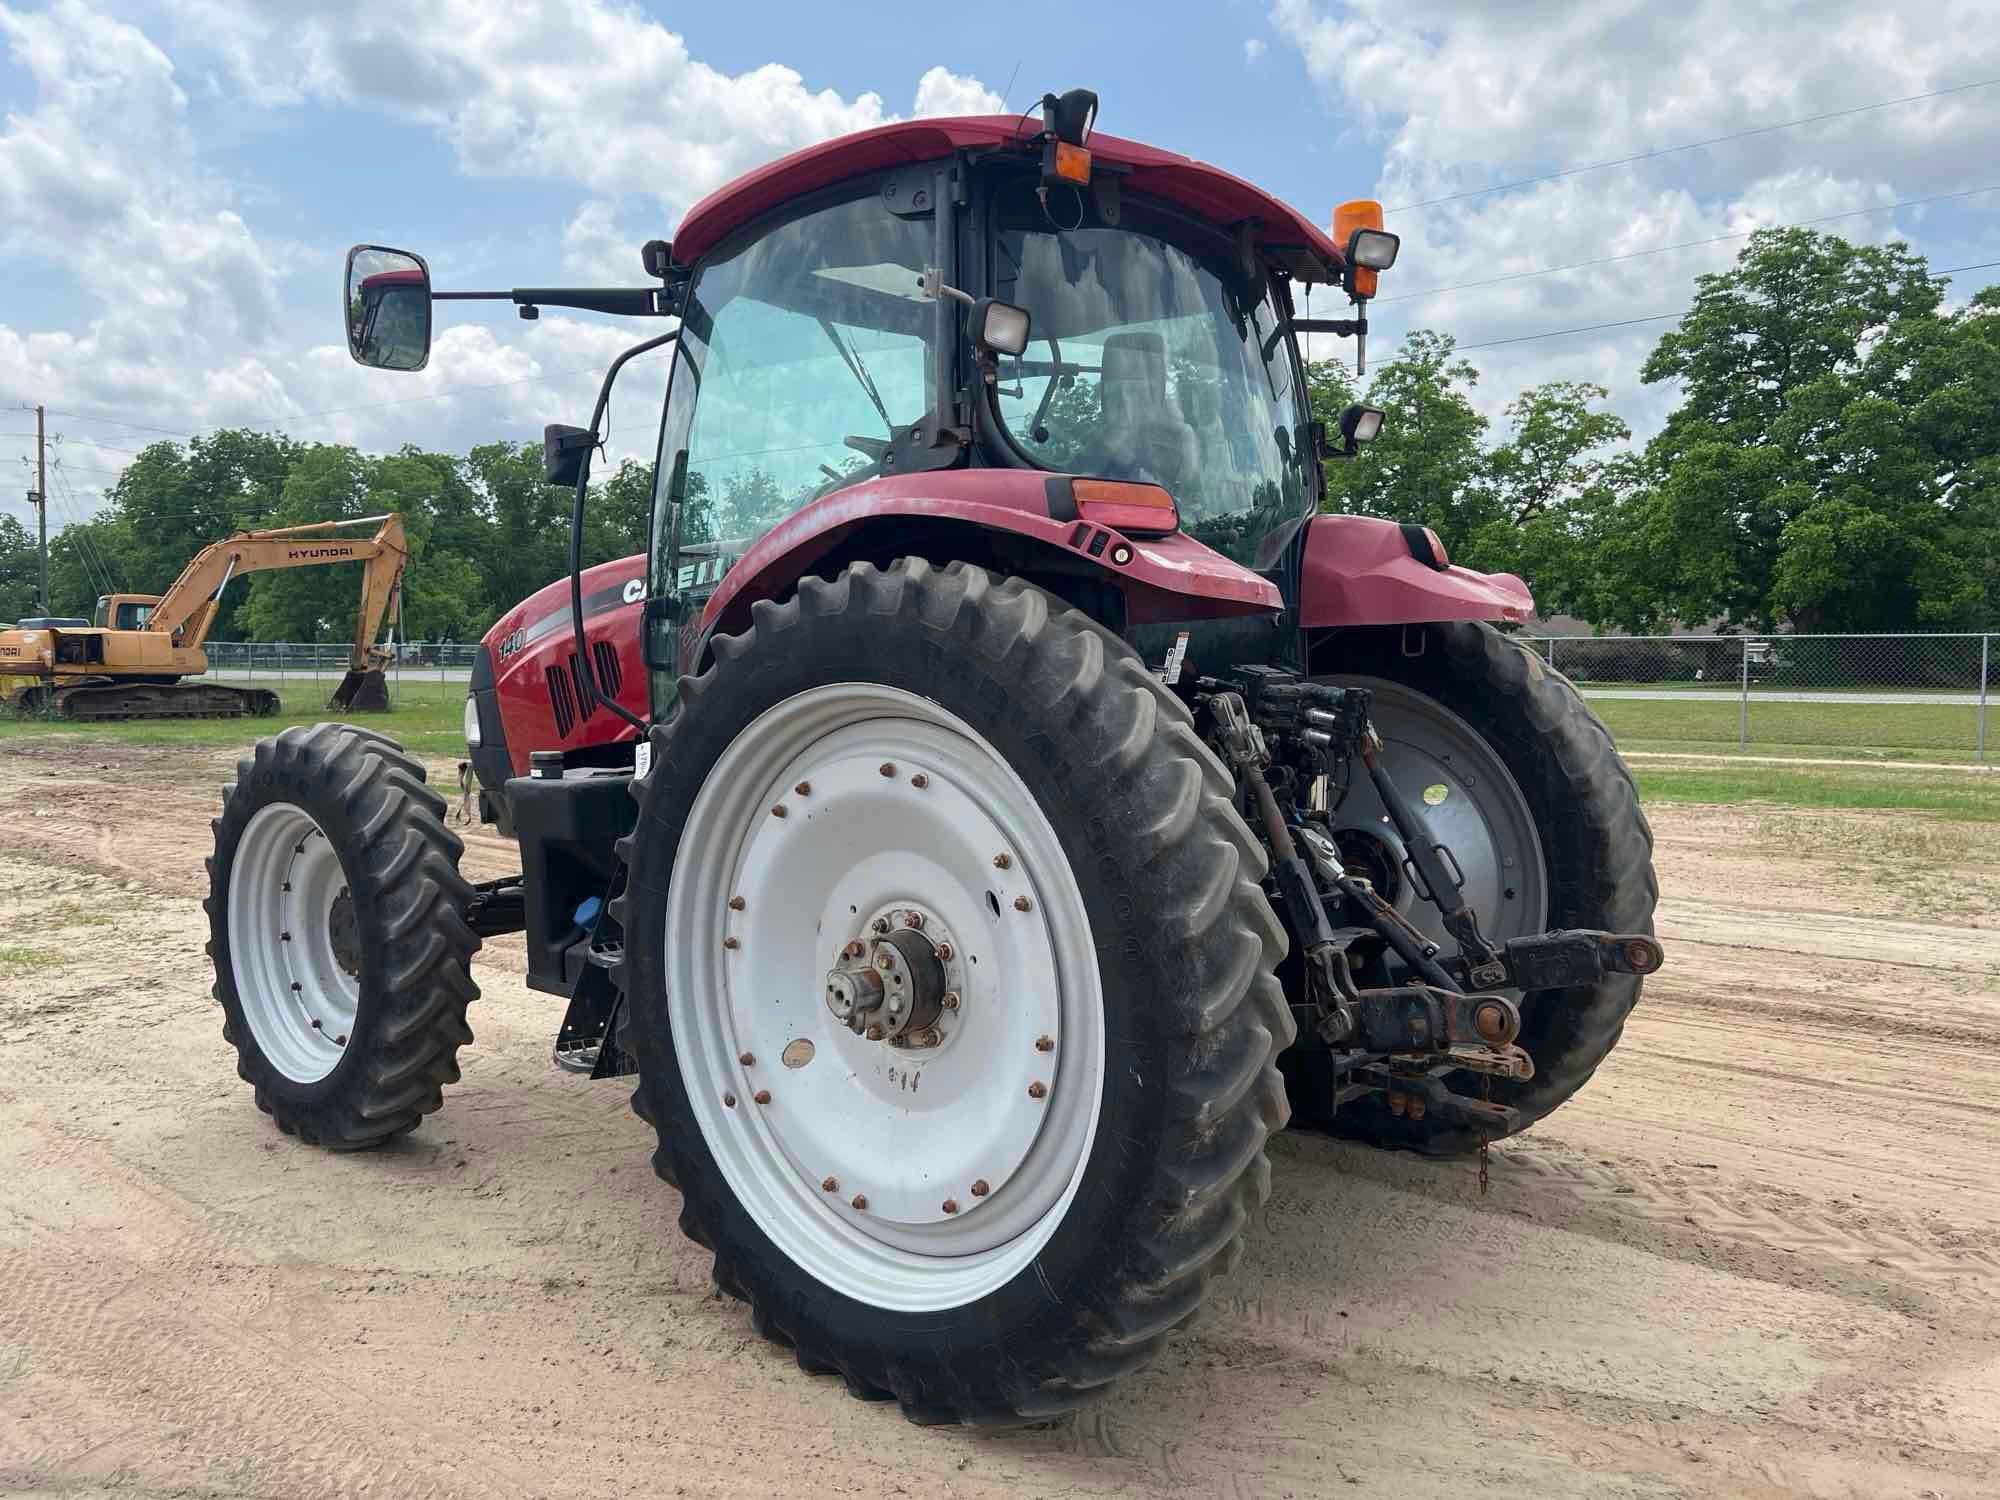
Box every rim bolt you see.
[866,1025,885,1042]
[1028,1081,1047,1100]
[729,895,746,911]
[794,781,812,796]
[291,983,303,994]
[723,1092,737,1108]
[871,917,891,935]
[753,1090,771,1105]
[738,1051,755,1066]
[993,852,1011,870]
[877,954,894,971]
[971,1179,990,1197]
[822,1176,838,1192]
[879,762,897,778]
[1014,895,1032,913]
[851,1194,868,1211]
[334,1034,347,1047]
[307,1015,319,1026]
[770,804,787,819]
[281,882,291,893]
[722,936,740,951]
[280,932,291,942]
[942,991,960,1011]
[910,773,929,789]
[936,942,953,961]
[843,940,866,959]
[1035,1035,1054,1052]
[942,1199,959,1215]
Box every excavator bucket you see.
[330,668,391,712]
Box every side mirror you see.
[345,245,432,371]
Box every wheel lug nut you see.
[753,1090,771,1105]
[1035,1035,1054,1052]
[738,1051,755,1066]
[993,852,1011,869]
[971,1179,990,1197]
[794,781,812,796]
[722,936,740,951]
[822,1176,838,1192]
[1014,895,1032,912]
[879,762,897,778]
[901,910,924,929]
[910,773,928,789]
[942,1199,959,1215]
[866,1025,885,1042]
[942,991,959,1011]
[770,804,787,819]
[872,917,891,935]
[1028,1081,1047,1100]
[877,954,894,971]
[936,942,953,961]
[843,940,866,959]
[729,895,746,911]
[851,1194,868,1211]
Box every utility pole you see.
[26,403,48,615]
[35,404,48,614]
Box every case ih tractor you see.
[208,98,1660,1424]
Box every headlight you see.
[463,694,482,748]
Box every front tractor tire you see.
[206,723,481,1148]
[615,560,1292,1425]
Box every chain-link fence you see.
[1523,633,1995,763]
[201,640,479,710]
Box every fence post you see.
[1980,633,1990,765]
[1739,637,1751,747]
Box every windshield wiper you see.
[818,319,892,433]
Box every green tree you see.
[0,514,41,621]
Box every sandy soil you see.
[2,738,1997,1499]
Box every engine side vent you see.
[547,660,578,739]
[591,638,623,701]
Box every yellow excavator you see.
[0,514,407,720]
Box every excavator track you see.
[52,682,282,721]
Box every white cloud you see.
[0,0,1001,525]
[1269,0,2000,440]
[1244,38,1267,64]
[912,65,1003,117]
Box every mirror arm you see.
[568,328,681,738]
[433,287,673,317]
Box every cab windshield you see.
[989,178,1315,566]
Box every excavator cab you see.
[94,594,160,631]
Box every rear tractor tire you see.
[206,723,481,1148]
[614,559,1293,1424]
[1303,621,1657,1154]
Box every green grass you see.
[1593,696,1988,758]
[0,945,60,980]
[1633,762,2000,820]
[0,680,466,753]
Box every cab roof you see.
[672,115,1347,283]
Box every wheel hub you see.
[327,887,363,980]
[824,906,961,1046]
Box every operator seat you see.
[1096,331,1199,489]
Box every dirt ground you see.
[2,738,1997,1500]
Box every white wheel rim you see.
[666,684,1106,1312]
[228,802,361,1084]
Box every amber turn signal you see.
[1073,479,1178,537]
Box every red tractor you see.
[208,95,1659,1425]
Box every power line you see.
[38,407,193,437]
[1443,257,1998,355]
[1380,184,2000,305]
[1385,76,2000,214]
[51,465,117,596]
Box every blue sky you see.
[3,0,1997,530]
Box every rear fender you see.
[1298,514,1533,627]
[695,470,1281,648]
